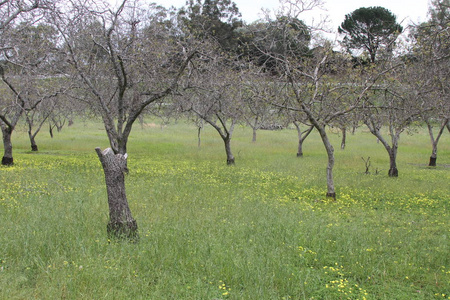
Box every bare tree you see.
[265,0,388,198]
[411,1,450,166]
[181,52,245,165]
[52,0,196,240]
[25,96,57,151]
[241,74,277,143]
[362,69,431,177]
[0,17,61,164]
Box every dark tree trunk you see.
[388,147,398,177]
[297,141,304,157]
[28,130,38,151]
[197,125,202,148]
[1,126,14,165]
[428,140,438,167]
[223,137,235,165]
[49,123,54,138]
[252,128,257,143]
[340,127,346,150]
[95,147,138,241]
[429,155,437,167]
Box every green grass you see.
[0,119,449,299]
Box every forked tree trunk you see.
[1,126,14,165]
[293,122,313,157]
[365,120,400,178]
[95,147,138,241]
[426,118,447,167]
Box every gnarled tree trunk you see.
[95,147,138,241]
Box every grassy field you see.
[0,119,449,299]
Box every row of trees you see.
[1,0,448,240]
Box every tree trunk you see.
[316,124,335,199]
[427,118,448,167]
[197,125,202,148]
[223,137,235,165]
[49,123,54,138]
[429,136,438,167]
[28,129,38,151]
[95,147,138,241]
[252,127,257,143]
[1,125,14,165]
[297,139,304,157]
[340,127,346,150]
[388,147,398,177]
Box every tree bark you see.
[28,129,38,151]
[315,124,336,199]
[388,147,399,177]
[223,137,235,165]
[1,125,14,165]
[95,147,138,241]
[252,128,257,143]
[340,127,346,150]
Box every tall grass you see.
[0,119,449,299]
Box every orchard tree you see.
[25,95,57,151]
[180,49,245,165]
[338,6,403,63]
[265,1,393,199]
[52,0,196,240]
[361,61,432,177]
[411,0,450,166]
[241,73,278,143]
[0,21,61,164]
